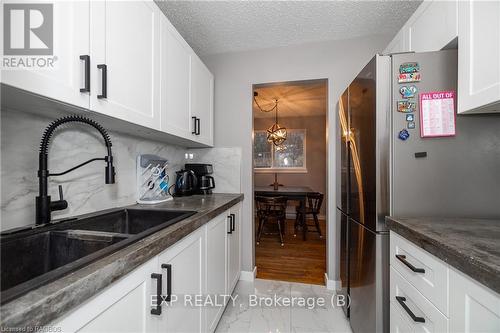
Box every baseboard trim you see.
[324,273,340,291]
[239,267,257,282]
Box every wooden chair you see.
[295,193,324,238]
[255,196,287,246]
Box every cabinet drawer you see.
[390,231,449,315]
[390,267,448,333]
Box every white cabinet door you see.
[54,258,159,332]
[458,0,500,114]
[1,0,90,109]
[227,203,241,294]
[449,268,500,333]
[407,0,458,52]
[157,228,204,333]
[160,16,192,139]
[205,212,228,332]
[190,55,214,146]
[90,0,161,129]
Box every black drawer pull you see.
[151,273,162,315]
[79,55,90,92]
[161,264,172,302]
[395,254,425,273]
[395,296,425,323]
[97,64,107,99]
[195,118,200,135]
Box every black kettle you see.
[173,169,197,196]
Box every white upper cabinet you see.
[457,0,500,114]
[383,0,458,54]
[1,1,90,109]
[90,0,161,130]
[160,16,192,138]
[2,0,215,146]
[190,55,214,146]
[407,0,458,52]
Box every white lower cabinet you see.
[390,231,500,332]
[450,268,500,333]
[227,203,241,293]
[157,228,205,333]
[54,258,159,332]
[52,204,241,332]
[205,212,229,332]
[390,267,449,332]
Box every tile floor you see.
[216,279,352,333]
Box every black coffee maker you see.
[185,163,215,195]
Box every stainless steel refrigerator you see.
[336,50,500,333]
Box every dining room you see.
[252,79,328,285]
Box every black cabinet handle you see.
[161,264,172,302]
[97,64,107,99]
[79,55,90,92]
[151,273,162,315]
[230,213,235,232]
[395,254,425,273]
[192,116,197,134]
[227,215,233,234]
[195,118,200,135]
[395,296,425,323]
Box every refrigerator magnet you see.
[398,72,421,83]
[397,100,416,113]
[407,122,416,129]
[405,114,415,122]
[398,129,410,141]
[399,85,418,99]
[399,62,419,74]
[419,90,456,138]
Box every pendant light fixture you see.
[253,92,287,147]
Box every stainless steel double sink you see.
[0,208,196,304]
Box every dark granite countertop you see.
[1,193,243,329]
[386,216,500,294]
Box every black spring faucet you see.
[36,115,115,225]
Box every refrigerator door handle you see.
[395,254,425,273]
[395,296,425,323]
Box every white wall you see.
[203,34,392,282]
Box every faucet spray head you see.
[105,156,115,184]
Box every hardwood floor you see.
[255,217,326,285]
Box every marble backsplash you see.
[0,109,241,231]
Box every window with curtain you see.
[253,129,307,172]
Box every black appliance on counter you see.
[173,169,197,197]
[185,163,215,195]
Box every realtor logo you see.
[3,3,53,55]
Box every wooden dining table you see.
[254,186,319,240]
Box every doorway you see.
[252,79,328,285]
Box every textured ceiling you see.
[155,0,422,56]
[253,80,327,119]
